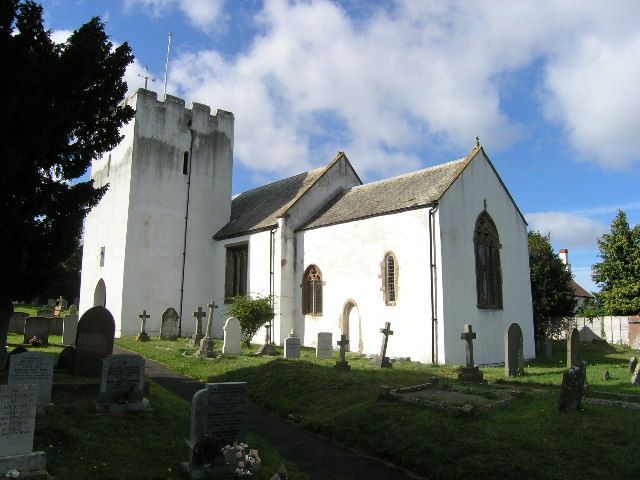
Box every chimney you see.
[559,249,571,273]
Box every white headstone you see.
[285,329,301,359]
[98,355,145,405]
[0,384,38,457]
[316,332,333,359]
[62,314,78,345]
[187,382,248,465]
[222,317,242,355]
[8,352,54,408]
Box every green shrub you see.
[227,295,275,347]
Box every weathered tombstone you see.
[559,361,587,410]
[56,346,75,370]
[316,332,333,360]
[0,384,48,478]
[284,329,301,359]
[47,299,56,308]
[504,323,524,377]
[96,354,149,413]
[188,306,206,347]
[629,356,638,374]
[334,335,351,370]
[197,301,218,358]
[632,365,640,386]
[603,370,611,381]
[182,382,248,477]
[136,309,150,342]
[457,324,485,383]
[73,306,115,377]
[567,327,580,368]
[23,317,50,345]
[222,317,242,355]
[69,304,78,315]
[8,352,54,410]
[0,299,12,372]
[5,346,28,370]
[62,313,79,345]
[36,308,52,317]
[49,316,63,336]
[160,307,179,340]
[378,322,394,368]
[8,311,28,334]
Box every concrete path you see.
[114,346,424,480]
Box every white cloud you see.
[526,212,607,250]
[51,29,72,44]
[124,0,225,32]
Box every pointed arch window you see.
[383,252,398,305]
[474,211,502,309]
[302,265,323,315]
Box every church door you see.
[93,279,106,307]
[342,301,362,354]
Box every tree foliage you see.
[0,0,134,301]
[528,231,577,341]
[592,211,640,315]
[227,295,275,347]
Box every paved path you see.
[114,346,424,480]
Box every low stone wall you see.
[568,316,640,347]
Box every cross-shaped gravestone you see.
[189,307,206,347]
[137,310,150,342]
[378,322,394,368]
[334,334,351,370]
[197,301,218,358]
[460,324,476,367]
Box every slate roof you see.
[300,158,467,230]
[214,165,330,240]
[570,280,594,298]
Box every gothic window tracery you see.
[302,265,323,315]
[474,211,502,309]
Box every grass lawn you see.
[116,336,640,480]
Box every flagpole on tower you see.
[163,32,172,101]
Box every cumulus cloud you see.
[526,212,607,250]
[124,0,225,33]
[51,29,73,44]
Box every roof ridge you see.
[233,165,325,197]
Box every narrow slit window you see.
[183,152,189,175]
[99,246,105,267]
[383,252,398,305]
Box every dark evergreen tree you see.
[528,231,577,342]
[592,211,640,315]
[0,1,134,302]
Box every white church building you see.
[79,88,535,365]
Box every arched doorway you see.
[342,301,362,354]
[93,278,106,307]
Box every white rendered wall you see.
[437,150,535,365]
[296,209,434,363]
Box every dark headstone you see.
[73,306,115,377]
[603,370,611,381]
[188,306,206,347]
[49,316,63,336]
[160,307,179,340]
[5,346,28,370]
[567,327,580,368]
[0,299,12,371]
[8,311,28,334]
[334,335,351,370]
[629,356,638,374]
[378,322,394,368]
[632,366,640,386]
[505,323,524,377]
[559,360,587,411]
[56,346,75,370]
[23,317,50,345]
[461,324,477,367]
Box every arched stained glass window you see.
[474,211,502,309]
[302,265,323,315]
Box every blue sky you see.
[41,0,640,292]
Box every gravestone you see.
[49,316,63,336]
[0,299,12,372]
[36,309,52,318]
[543,339,553,358]
[334,335,351,370]
[629,356,638,374]
[136,309,150,342]
[284,329,301,359]
[632,365,640,386]
[73,306,115,377]
[0,384,48,478]
[5,346,28,370]
[457,324,485,383]
[8,311,28,334]
[222,317,242,355]
[8,352,54,409]
[504,323,524,377]
[58,296,68,309]
[316,332,333,359]
[56,346,75,370]
[378,322,394,368]
[62,313,79,345]
[69,304,78,315]
[23,317,50,345]
[160,307,179,340]
[47,299,56,308]
[567,327,580,368]
[197,302,218,358]
[183,382,248,476]
[559,361,587,410]
[96,354,149,413]
[255,322,277,355]
[188,306,206,347]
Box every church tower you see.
[79,88,234,337]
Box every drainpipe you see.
[178,120,195,337]
[428,204,439,364]
[268,224,278,343]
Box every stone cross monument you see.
[189,306,206,347]
[197,301,218,358]
[457,324,484,383]
[378,322,394,368]
[334,334,351,370]
[136,310,150,342]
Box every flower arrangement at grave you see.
[5,469,21,478]
[221,442,261,477]
[28,336,43,347]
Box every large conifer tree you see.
[0,0,134,302]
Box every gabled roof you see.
[214,152,358,240]
[571,280,594,299]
